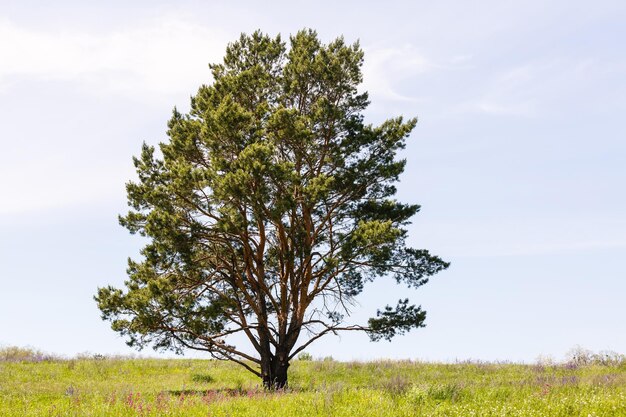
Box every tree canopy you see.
[95,29,449,388]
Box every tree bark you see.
[261,351,290,389]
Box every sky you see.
[1,0,625,363]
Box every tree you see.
[95,29,449,389]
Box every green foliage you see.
[95,29,449,382]
[368,299,427,341]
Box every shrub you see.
[380,375,412,395]
[297,352,313,361]
[565,346,594,367]
[428,383,463,402]
[0,346,57,362]
[592,350,625,367]
[564,346,626,368]
[405,384,428,404]
[191,373,215,383]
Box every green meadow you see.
[1,348,624,417]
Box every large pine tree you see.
[96,29,449,388]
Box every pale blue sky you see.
[1,0,625,362]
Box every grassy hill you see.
[1,347,624,416]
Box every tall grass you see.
[1,346,624,416]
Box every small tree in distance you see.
[95,29,449,389]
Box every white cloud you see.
[469,64,541,116]
[0,157,130,215]
[361,43,434,102]
[0,18,446,105]
[0,15,234,214]
[420,216,626,258]
[461,57,625,117]
[0,16,230,97]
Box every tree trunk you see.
[261,352,290,389]
[271,356,289,389]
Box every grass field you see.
[1,347,625,416]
